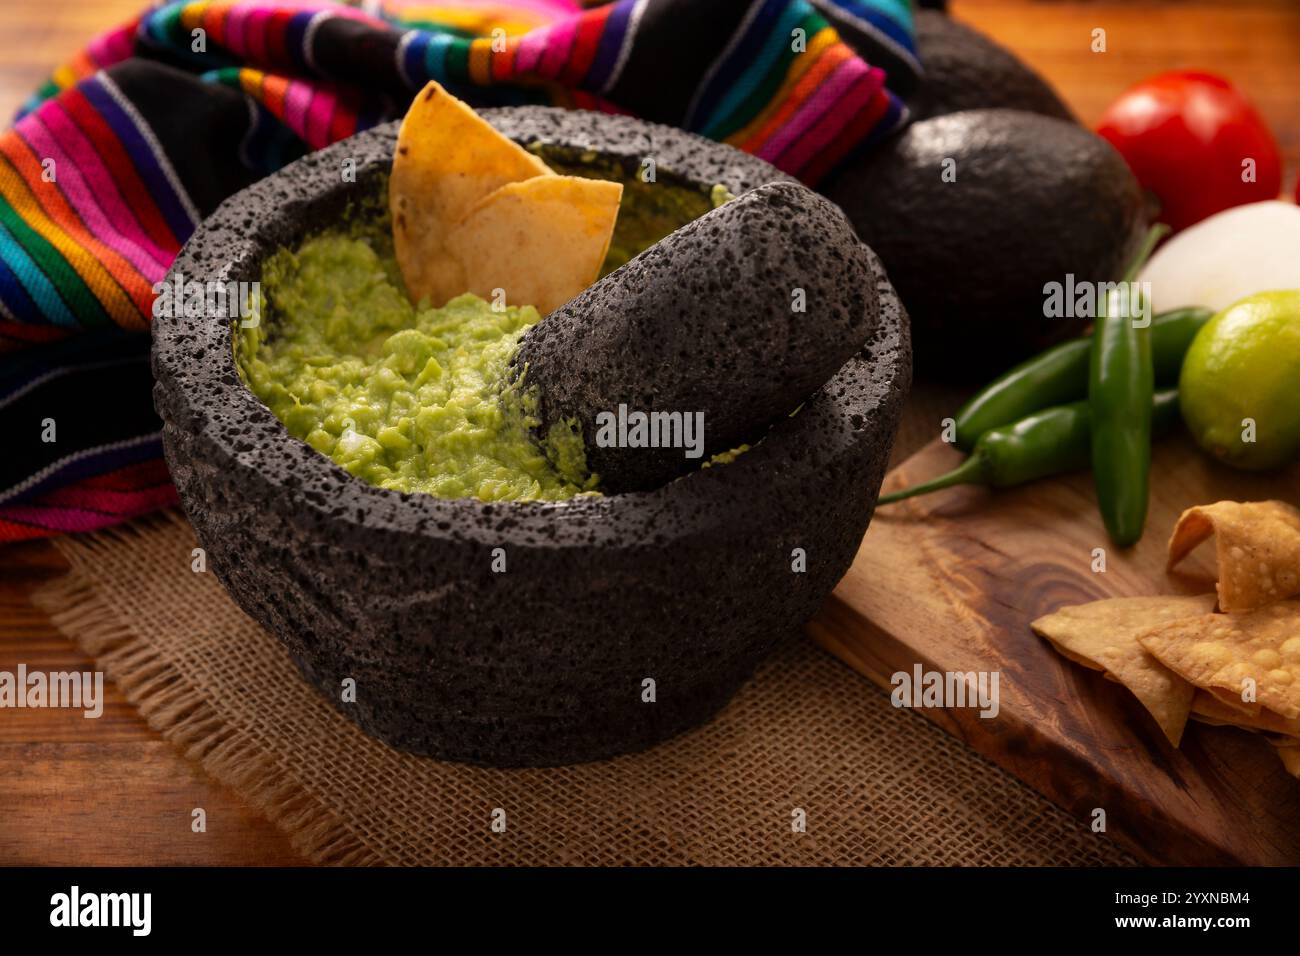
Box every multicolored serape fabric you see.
[0,0,917,543]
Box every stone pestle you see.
[512,180,882,493]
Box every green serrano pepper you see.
[1090,224,1169,547]
[877,390,1182,505]
[952,305,1212,452]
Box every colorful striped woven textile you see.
[0,0,916,543]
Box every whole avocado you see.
[823,109,1146,378]
[910,10,1075,122]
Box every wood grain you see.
[2,0,1299,866]
[811,435,1300,866]
[0,0,143,121]
[952,0,1300,181]
[0,743,306,865]
[0,539,306,865]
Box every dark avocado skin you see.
[909,10,1075,123]
[823,108,1145,379]
[516,180,880,494]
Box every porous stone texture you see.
[516,181,881,492]
[152,109,911,767]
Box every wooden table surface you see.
[3,0,1299,866]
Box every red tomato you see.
[1097,71,1282,233]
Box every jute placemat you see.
[34,386,1136,866]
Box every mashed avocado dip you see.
[237,166,729,503]
[239,234,595,501]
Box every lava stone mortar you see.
[152,108,911,767]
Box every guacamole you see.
[239,234,596,501]
[238,164,729,503]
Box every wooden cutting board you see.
[809,434,1300,866]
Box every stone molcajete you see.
[516,180,882,493]
[152,108,911,766]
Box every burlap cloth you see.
[35,384,1135,865]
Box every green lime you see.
[1179,290,1300,470]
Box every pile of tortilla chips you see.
[389,81,623,315]
[1032,499,1300,779]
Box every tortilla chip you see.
[1190,690,1300,737]
[1203,687,1262,717]
[445,175,623,315]
[1276,743,1300,779]
[1031,595,1216,745]
[1167,500,1300,611]
[390,81,553,307]
[1139,600,1300,720]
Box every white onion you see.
[1139,200,1300,314]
